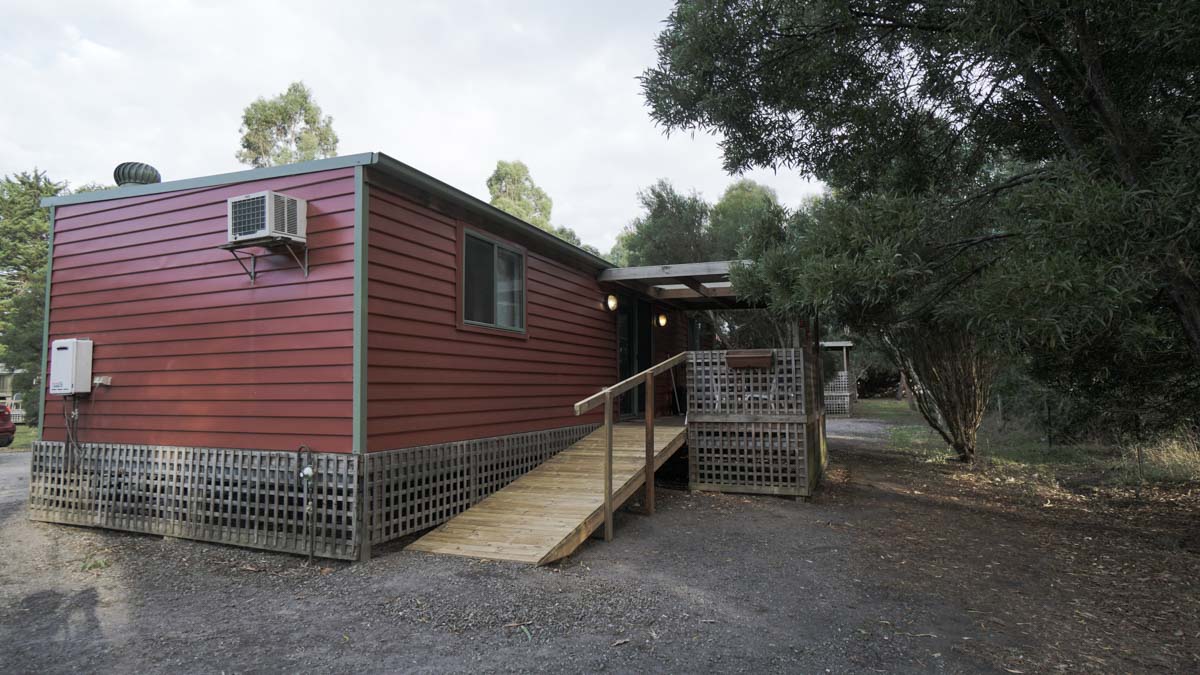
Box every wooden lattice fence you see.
[28,351,836,557]
[28,423,599,560]
[687,349,822,497]
[362,423,598,546]
[29,442,359,559]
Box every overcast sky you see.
[1,1,822,252]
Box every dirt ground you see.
[1,415,1197,673]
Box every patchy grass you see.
[853,399,954,461]
[79,553,110,572]
[887,424,952,461]
[978,422,1111,470]
[4,425,36,452]
[857,397,1200,487]
[1114,433,1200,484]
[855,398,922,424]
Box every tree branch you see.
[845,8,950,33]
[950,167,1051,208]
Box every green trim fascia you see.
[40,153,377,207]
[372,153,613,270]
[37,206,55,438]
[40,150,610,271]
[352,166,369,455]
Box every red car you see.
[0,404,14,448]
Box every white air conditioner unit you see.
[227,191,307,244]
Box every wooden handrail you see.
[572,351,689,543]
[573,351,688,415]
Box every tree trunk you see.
[704,310,731,348]
[1167,275,1200,362]
[883,321,997,463]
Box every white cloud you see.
[0,0,822,252]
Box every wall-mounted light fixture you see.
[606,294,619,311]
[656,312,668,327]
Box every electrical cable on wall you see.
[297,444,315,565]
[62,395,82,467]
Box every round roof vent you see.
[113,162,162,186]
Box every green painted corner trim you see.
[37,206,55,439]
[352,166,369,455]
[40,153,378,207]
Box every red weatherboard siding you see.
[651,310,688,415]
[44,168,357,452]
[365,179,615,450]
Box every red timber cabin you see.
[33,153,826,562]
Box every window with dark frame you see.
[463,231,525,332]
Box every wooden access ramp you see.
[407,418,687,565]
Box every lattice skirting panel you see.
[364,423,599,546]
[28,442,360,559]
[688,421,813,497]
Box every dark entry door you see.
[616,297,651,418]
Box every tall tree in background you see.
[642,0,1200,363]
[642,0,1200,446]
[486,160,599,255]
[4,273,46,422]
[605,230,634,267]
[619,180,710,265]
[617,178,785,265]
[708,179,779,260]
[0,171,67,425]
[618,178,790,348]
[735,191,1004,460]
[237,81,339,168]
[487,160,553,229]
[0,172,64,340]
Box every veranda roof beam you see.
[596,260,746,285]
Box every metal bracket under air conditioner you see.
[218,236,309,286]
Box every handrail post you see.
[643,370,655,515]
[603,389,613,542]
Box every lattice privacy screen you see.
[687,349,822,497]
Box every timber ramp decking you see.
[407,418,687,565]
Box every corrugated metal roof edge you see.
[40,151,613,270]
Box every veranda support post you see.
[603,389,614,542]
[644,370,655,515]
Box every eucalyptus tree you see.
[0,171,66,424]
[237,82,339,168]
[486,160,599,255]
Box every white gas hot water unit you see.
[49,338,93,395]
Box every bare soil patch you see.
[825,435,1200,672]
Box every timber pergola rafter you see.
[596,260,754,310]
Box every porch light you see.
[656,312,668,327]
[606,294,619,311]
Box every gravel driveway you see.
[6,415,1183,674]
